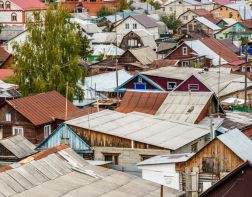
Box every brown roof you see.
[131,14,158,28]
[116,91,168,115]
[7,91,98,126]
[240,20,252,29]
[203,15,220,24]
[200,38,240,63]
[191,9,212,16]
[0,47,11,65]
[151,59,179,69]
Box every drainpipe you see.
[210,115,215,140]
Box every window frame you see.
[167,82,177,90]
[12,126,24,136]
[103,153,119,165]
[11,12,17,22]
[0,1,4,9]
[44,124,51,139]
[188,84,199,91]
[5,113,11,122]
[5,1,10,9]
[182,47,188,55]
[134,82,146,90]
[133,23,137,29]
[182,61,189,67]
[125,23,129,29]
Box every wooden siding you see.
[120,31,144,51]
[118,51,138,64]
[176,139,243,175]
[121,75,159,90]
[166,43,197,60]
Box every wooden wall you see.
[120,32,144,50]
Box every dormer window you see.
[138,76,143,83]
[5,1,10,9]
[182,47,188,55]
[0,1,4,9]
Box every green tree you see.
[97,6,116,17]
[160,14,182,33]
[12,7,86,101]
[120,0,129,11]
[0,24,3,34]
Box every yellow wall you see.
[211,6,242,21]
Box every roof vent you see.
[187,106,194,113]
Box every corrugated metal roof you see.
[131,29,157,49]
[91,32,116,44]
[217,129,252,162]
[0,146,184,196]
[195,17,221,30]
[137,153,194,166]
[65,110,210,150]
[92,44,125,56]
[156,91,213,124]
[116,91,168,114]
[131,14,158,28]
[128,47,157,65]
[0,135,36,159]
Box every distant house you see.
[216,18,237,28]
[114,14,159,39]
[176,129,252,195]
[178,17,221,37]
[0,91,97,144]
[200,161,252,197]
[0,79,20,105]
[119,30,157,50]
[0,135,36,162]
[0,0,47,25]
[0,47,12,68]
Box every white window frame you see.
[183,15,188,20]
[12,126,23,136]
[182,61,189,67]
[182,47,188,55]
[133,23,137,29]
[125,23,129,29]
[188,84,199,91]
[5,113,11,121]
[44,125,51,138]
[167,82,177,90]
[138,76,143,83]
[134,82,146,90]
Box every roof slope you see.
[0,47,11,66]
[65,110,210,150]
[217,129,252,162]
[11,0,47,10]
[116,91,168,114]
[131,14,158,28]
[195,17,221,30]
[132,29,157,49]
[0,145,184,197]
[191,9,212,16]
[0,135,36,158]
[128,47,157,65]
[7,91,95,126]
[156,91,213,124]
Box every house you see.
[114,14,159,40]
[71,18,102,35]
[165,38,240,67]
[200,161,252,197]
[0,145,184,197]
[137,153,195,190]
[91,32,117,45]
[131,2,155,13]
[0,79,20,105]
[219,39,240,54]
[0,0,47,25]
[156,42,177,56]
[216,18,237,28]
[119,29,157,50]
[178,17,221,37]
[179,9,219,25]
[65,110,211,162]
[175,129,252,195]
[0,134,36,163]
[0,25,25,44]
[91,44,125,58]
[36,124,91,158]
[0,91,98,144]
[116,91,168,114]
[211,2,252,21]
[118,47,158,69]
[163,0,214,18]
[0,47,12,68]
[155,91,224,124]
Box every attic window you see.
[5,113,11,121]
[188,84,199,91]
[138,77,143,83]
[167,82,177,90]
[5,1,10,9]
[182,47,188,55]
[0,1,3,9]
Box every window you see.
[133,23,137,29]
[5,113,11,121]
[90,0,96,2]
[182,47,188,55]
[11,13,17,21]
[215,12,220,18]
[12,126,23,136]
[229,12,233,18]
[44,125,51,138]
[182,61,189,67]
[187,8,190,11]
[0,1,4,9]
[183,16,188,20]
[141,155,155,161]
[192,15,196,19]
[191,142,198,152]
[128,39,138,47]
[167,82,177,90]
[5,1,10,9]
[103,153,119,164]
[125,23,129,29]
[134,82,146,90]
[188,84,199,91]
[202,157,214,173]
[138,76,142,83]
[242,66,251,72]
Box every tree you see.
[12,7,86,101]
[120,0,129,11]
[97,6,116,17]
[160,14,182,33]
[0,24,3,34]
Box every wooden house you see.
[200,161,252,197]
[0,91,97,144]
[0,135,36,163]
[0,47,13,68]
[176,129,252,196]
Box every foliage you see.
[12,7,87,101]
[0,24,3,34]
[97,6,116,17]
[160,14,182,33]
[194,62,202,68]
[149,0,161,10]
[120,0,129,11]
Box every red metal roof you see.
[240,20,252,29]
[201,38,240,63]
[191,9,212,17]
[116,91,168,115]
[213,0,231,5]
[0,47,11,65]
[11,0,47,10]
[0,69,14,80]
[7,91,98,126]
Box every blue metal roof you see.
[36,124,90,153]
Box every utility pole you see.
[65,81,68,121]
[160,185,163,197]
[115,4,119,101]
[217,54,221,117]
[244,42,248,107]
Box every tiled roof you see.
[116,91,168,114]
[200,38,240,63]
[7,91,98,126]
[0,69,14,80]
[0,47,11,66]
[131,14,158,28]
[11,0,47,10]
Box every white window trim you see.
[44,125,51,138]
[5,113,11,122]
[167,82,177,90]
[182,61,189,67]
[188,84,199,91]
[12,126,24,136]
[138,76,143,83]
[182,47,188,55]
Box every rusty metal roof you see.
[116,91,168,115]
[7,91,98,126]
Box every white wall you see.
[139,163,181,190]
[6,31,28,54]
[0,0,23,24]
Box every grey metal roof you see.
[65,110,210,150]
[0,135,36,158]
[131,14,158,28]
[137,153,194,166]
[217,129,252,162]
[156,91,213,124]
[129,47,157,65]
[131,29,157,49]
[0,147,184,196]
